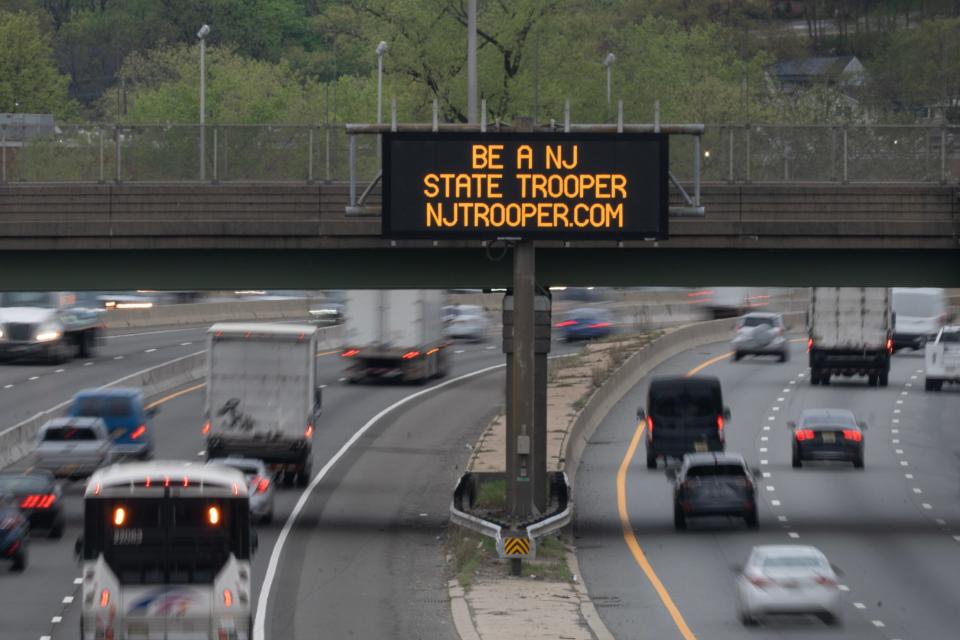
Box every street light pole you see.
[467,0,477,124]
[376,40,387,160]
[603,52,616,123]
[197,24,210,181]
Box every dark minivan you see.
[639,376,731,469]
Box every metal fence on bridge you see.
[1,123,958,184]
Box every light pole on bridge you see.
[197,24,210,181]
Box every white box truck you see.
[204,323,322,487]
[924,325,960,391]
[808,287,892,387]
[341,290,449,383]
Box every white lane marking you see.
[936,519,947,526]
[762,425,770,431]
[954,536,960,542]
[484,345,495,350]
[62,596,73,604]
[54,368,65,373]
[896,449,904,455]
[777,515,787,522]
[892,438,900,444]
[253,362,504,640]
[896,400,904,405]
[760,436,768,442]
[787,532,799,539]
[767,416,775,421]
[765,485,776,492]
[772,407,780,412]
[905,382,912,387]
[838,584,850,592]
[894,409,901,414]
[760,459,768,465]
[113,355,124,360]
[910,375,918,380]
[777,397,785,401]
[892,428,899,433]
[73,577,82,585]
[913,488,923,494]
[901,391,908,396]
[40,636,51,640]
[762,472,772,478]
[916,369,923,373]
[145,348,157,353]
[771,499,781,506]
[782,388,790,393]
[51,617,62,624]
[337,377,347,382]
[759,447,768,453]
[905,473,914,479]
[108,327,207,339]
[83,361,93,366]
[3,384,12,389]
[900,461,909,466]
[789,380,796,384]
[797,373,806,378]
[28,376,39,381]
[454,349,465,354]
[853,602,867,609]
[922,503,933,510]
[180,342,193,346]
[197,450,206,456]
[871,620,885,628]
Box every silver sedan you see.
[736,545,842,626]
[206,457,275,523]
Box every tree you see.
[0,11,75,115]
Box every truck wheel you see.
[744,507,759,529]
[673,505,686,531]
[926,378,942,392]
[79,330,97,358]
[732,351,743,362]
[879,373,889,387]
[779,350,789,363]
[810,373,820,385]
[296,463,312,488]
[868,374,878,387]
[11,546,26,572]
[282,471,295,488]
[821,373,830,386]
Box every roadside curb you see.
[448,580,482,640]
[566,547,615,640]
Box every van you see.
[892,288,947,351]
[67,388,157,460]
[638,376,730,469]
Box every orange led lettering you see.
[427,202,444,227]
[423,173,439,198]
[471,144,504,170]
[545,144,579,170]
[516,145,533,170]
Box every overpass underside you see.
[0,183,957,289]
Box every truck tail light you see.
[645,416,653,433]
[886,337,893,353]
[806,338,814,352]
[341,348,360,357]
[402,351,420,359]
[304,424,314,439]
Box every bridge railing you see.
[1,123,958,184]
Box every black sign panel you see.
[382,132,668,240]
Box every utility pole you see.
[197,24,210,181]
[467,0,478,124]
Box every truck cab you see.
[924,325,960,391]
[0,291,102,362]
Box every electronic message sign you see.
[382,132,668,240]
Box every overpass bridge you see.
[0,123,957,289]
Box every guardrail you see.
[2,123,957,184]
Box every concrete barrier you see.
[0,324,343,470]
[562,312,804,485]
[103,298,326,328]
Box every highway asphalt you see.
[0,328,581,640]
[575,341,960,639]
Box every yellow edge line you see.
[616,346,749,639]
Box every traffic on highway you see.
[0,287,957,640]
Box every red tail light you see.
[717,416,725,431]
[100,588,110,608]
[645,416,653,433]
[886,337,893,353]
[842,429,862,442]
[555,320,577,327]
[402,351,420,359]
[20,494,56,509]
[202,421,211,435]
[304,424,314,439]
[252,476,270,494]
[588,322,611,329]
[806,338,814,352]
[341,348,359,357]
[795,429,816,441]
[130,425,146,440]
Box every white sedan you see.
[736,545,842,626]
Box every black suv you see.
[639,376,731,469]
[671,453,758,530]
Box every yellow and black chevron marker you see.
[503,537,530,557]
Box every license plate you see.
[694,442,708,452]
[821,432,836,443]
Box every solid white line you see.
[107,327,205,339]
[252,362,504,640]
[180,342,193,346]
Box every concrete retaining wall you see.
[104,298,324,328]
[563,312,804,485]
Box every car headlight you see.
[35,323,63,342]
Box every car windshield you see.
[801,412,856,428]
[0,292,56,307]
[741,316,775,327]
[0,474,50,494]
[74,397,135,418]
[762,555,826,569]
[893,292,941,317]
[686,464,747,478]
[43,427,98,441]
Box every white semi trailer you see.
[341,290,449,384]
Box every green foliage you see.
[0,10,75,116]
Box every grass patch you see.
[474,479,506,509]
[448,527,497,589]
[522,536,574,581]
